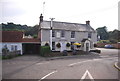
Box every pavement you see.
[114,62,120,71]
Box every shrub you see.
[40,46,51,56]
[45,43,49,46]
[2,48,9,56]
[77,45,81,48]
[94,44,97,47]
[109,39,118,44]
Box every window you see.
[52,42,55,50]
[56,32,60,38]
[4,45,7,48]
[11,45,17,51]
[11,45,14,51]
[88,32,92,38]
[52,30,55,37]
[15,46,17,51]
[61,30,65,37]
[71,31,75,38]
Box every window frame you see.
[71,31,75,38]
[61,30,65,38]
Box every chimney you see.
[86,20,90,25]
[40,14,43,22]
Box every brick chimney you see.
[40,14,43,22]
[86,20,90,25]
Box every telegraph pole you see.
[49,18,55,50]
[43,2,45,16]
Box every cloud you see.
[2,1,26,17]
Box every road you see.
[2,48,119,81]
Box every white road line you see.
[36,62,49,65]
[68,60,92,67]
[39,71,57,81]
[68,57,117,67]
[80,70,94,81]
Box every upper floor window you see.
[71,31,75,38]
[61,30,65,38]
[88,32,92,38]
[52,30,55,37]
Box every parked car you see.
[104,44,114,48]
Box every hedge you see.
[40,46,51,56]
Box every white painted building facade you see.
[39,18,97,52]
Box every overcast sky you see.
[0,0,119,31]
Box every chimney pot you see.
[86,20,90,25]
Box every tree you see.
[108,29,120,42]
[96,26,109,40]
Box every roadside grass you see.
[0,55,2,60]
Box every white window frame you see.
[61,30,65,38]
[71,31,75,38]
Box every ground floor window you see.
[52,42,55,50]
[11,45,17,51]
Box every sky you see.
[0,0,119,31]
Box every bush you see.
[40,46,51,56]
[94,44,97,47]
[45,43,49,46]
[109,39,118,44]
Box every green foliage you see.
[2,48,9,55]
[66,43,70,47]
[45,43,49,46]
[108,30,120,41]
[109,39,118,44]
[96,26,109,40]
[97,40,110,43]
[96,26,120,43]
[56,43,61,48]
[1,22,39,37]
[40,46,51,56]
[33,34,38,38]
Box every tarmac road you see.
[2,48,119,81]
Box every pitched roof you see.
[41,21,96,32]
[2,31,40,43]
[2,31,23,42]
[22,38,40,43]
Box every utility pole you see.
[49,18,55,50]
[43,2,45,15]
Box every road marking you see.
[80,70,94,81]
[68,57,117,67]
[36,62,49,65]
[68,60,92,67]
[39,70,57,81]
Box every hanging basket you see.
[56,43,61,48]
[66,43,71,47]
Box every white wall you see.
[0,43,22,55]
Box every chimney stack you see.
[40,14,43,22]
[86,20,90,25]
